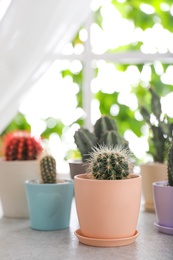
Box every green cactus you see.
[40,155,57,184]
[140,87,173,163]
[74,115,128,162]
[94,115,117,140]
[87,145,133,180]
[74,128,97,161]
[99,130,119,147]
[167,142,173,186]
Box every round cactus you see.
[40,155,57,184]
[87,145,133,180]
[3,131,43,161]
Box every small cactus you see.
[167,142,173,186]
[40,154,57,184]
[74,115,128,162]
[87,145,133,180]
[3,131,43,160]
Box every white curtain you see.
[0,0,91,133]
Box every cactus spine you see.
[4,131,43,160]
[167,142,173,186]
[87,145,133,180]
[74,115,128,162]
[40,155,57,184]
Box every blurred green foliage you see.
[2,0,173,163]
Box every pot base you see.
[144,202,155,212]
[75,229,139,247]
[154,223,173,235]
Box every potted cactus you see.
[69,115,128,179]
[25,154,74,231]
[139,87,173,212]
[74,145,142,247]
[0,131,43,218]
[153,141,173,235]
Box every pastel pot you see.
[74,173,142,239]
[0,160,40,218]
[68,160,88,179]
[153,180,173,228]
[140,162,167,212]
[25,180,74,231]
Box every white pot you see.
[0,160,40,218]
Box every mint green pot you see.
[25,180,74,231]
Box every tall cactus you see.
[167,142,173,186]
[87,145,133,180]
[74,115,128,162]
[3,131,43,160]
[94,115,117,140]
[40,154,57,184]
[140,87,173,163]
[74,128,97,161]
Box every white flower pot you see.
[0,160,40,218]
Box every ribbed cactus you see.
[3,131,43,160]
[94,115,117,140]
[40,155,57,184]
[87,145,133,180]
[74,128,97,161]
[74,115,128,162]
[167,142,173,186]
[140,87,173,163]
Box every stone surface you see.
[0,196,172,259]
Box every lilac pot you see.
[153,180,173,228]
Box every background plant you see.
[139,86,173,163]
[167,142,173,186]
[1,0,173,166]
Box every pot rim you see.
[153,180,173,189]
[68,159,87,164]
[74,173,141,182]
[0,159,38,163]
[140,162,167,167]
[25,179,73,186]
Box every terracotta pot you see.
[140,162,167,212]
[74,173,142,239]
[68,160,88,179]
[0,160,40,218]
[153,180,173,230]
[25,180,74,231]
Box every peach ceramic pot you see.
[74,173,142,239]
[140,162,167,212]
